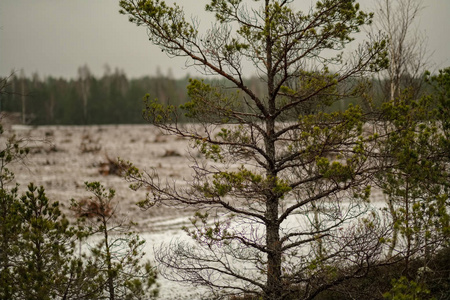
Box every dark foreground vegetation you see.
[0,123,159,299]
[231,245,450,299]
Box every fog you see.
[1,0,449,79]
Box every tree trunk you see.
[21,71,26,124]
[387,198,398,260]
[265,196,282,300]
[264,6,282,289]
[404,179,411,275]
[264,120,282,299]
[103,217,115,300]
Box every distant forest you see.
[0,66,428,126]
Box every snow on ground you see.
[6,124,196,230]
[3,124,388,299]
[4,124,206,298]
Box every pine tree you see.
[119,1,392,298]
[71,182,159,300]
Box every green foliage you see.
[377,91,450,263]
[182,79,242,123]
[0,125,30,297]
[427,67,450,156]
[73,182,159,300]
[119,0,198,48]
[0,128,85,299]
[309,248,450,300]
[117,1,447,300]
[0,185,21,299]
[15,184,79,300]
[0,116,158,299]
[383,277,433,300]
[0,126,32,299]
[196,167,287,199]
[142,94,177,124]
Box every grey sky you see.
[1,0,449,79]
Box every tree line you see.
[0,66,273,126]
[0,66,433,126]
[0,66,189,125]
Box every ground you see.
[3,123,388,299]
[4,123,197,232]
[3,123,211,298]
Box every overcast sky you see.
[1,0,449,79]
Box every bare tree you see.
[20,69,27,124]
[372,0,430,102]
[369,0,448,270]
[119,1,394,299]
[77,65,91,124]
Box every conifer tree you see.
[119,1,393,299]
[0,74,158,298]
[0,125,28,299]
[72,182,159,300]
